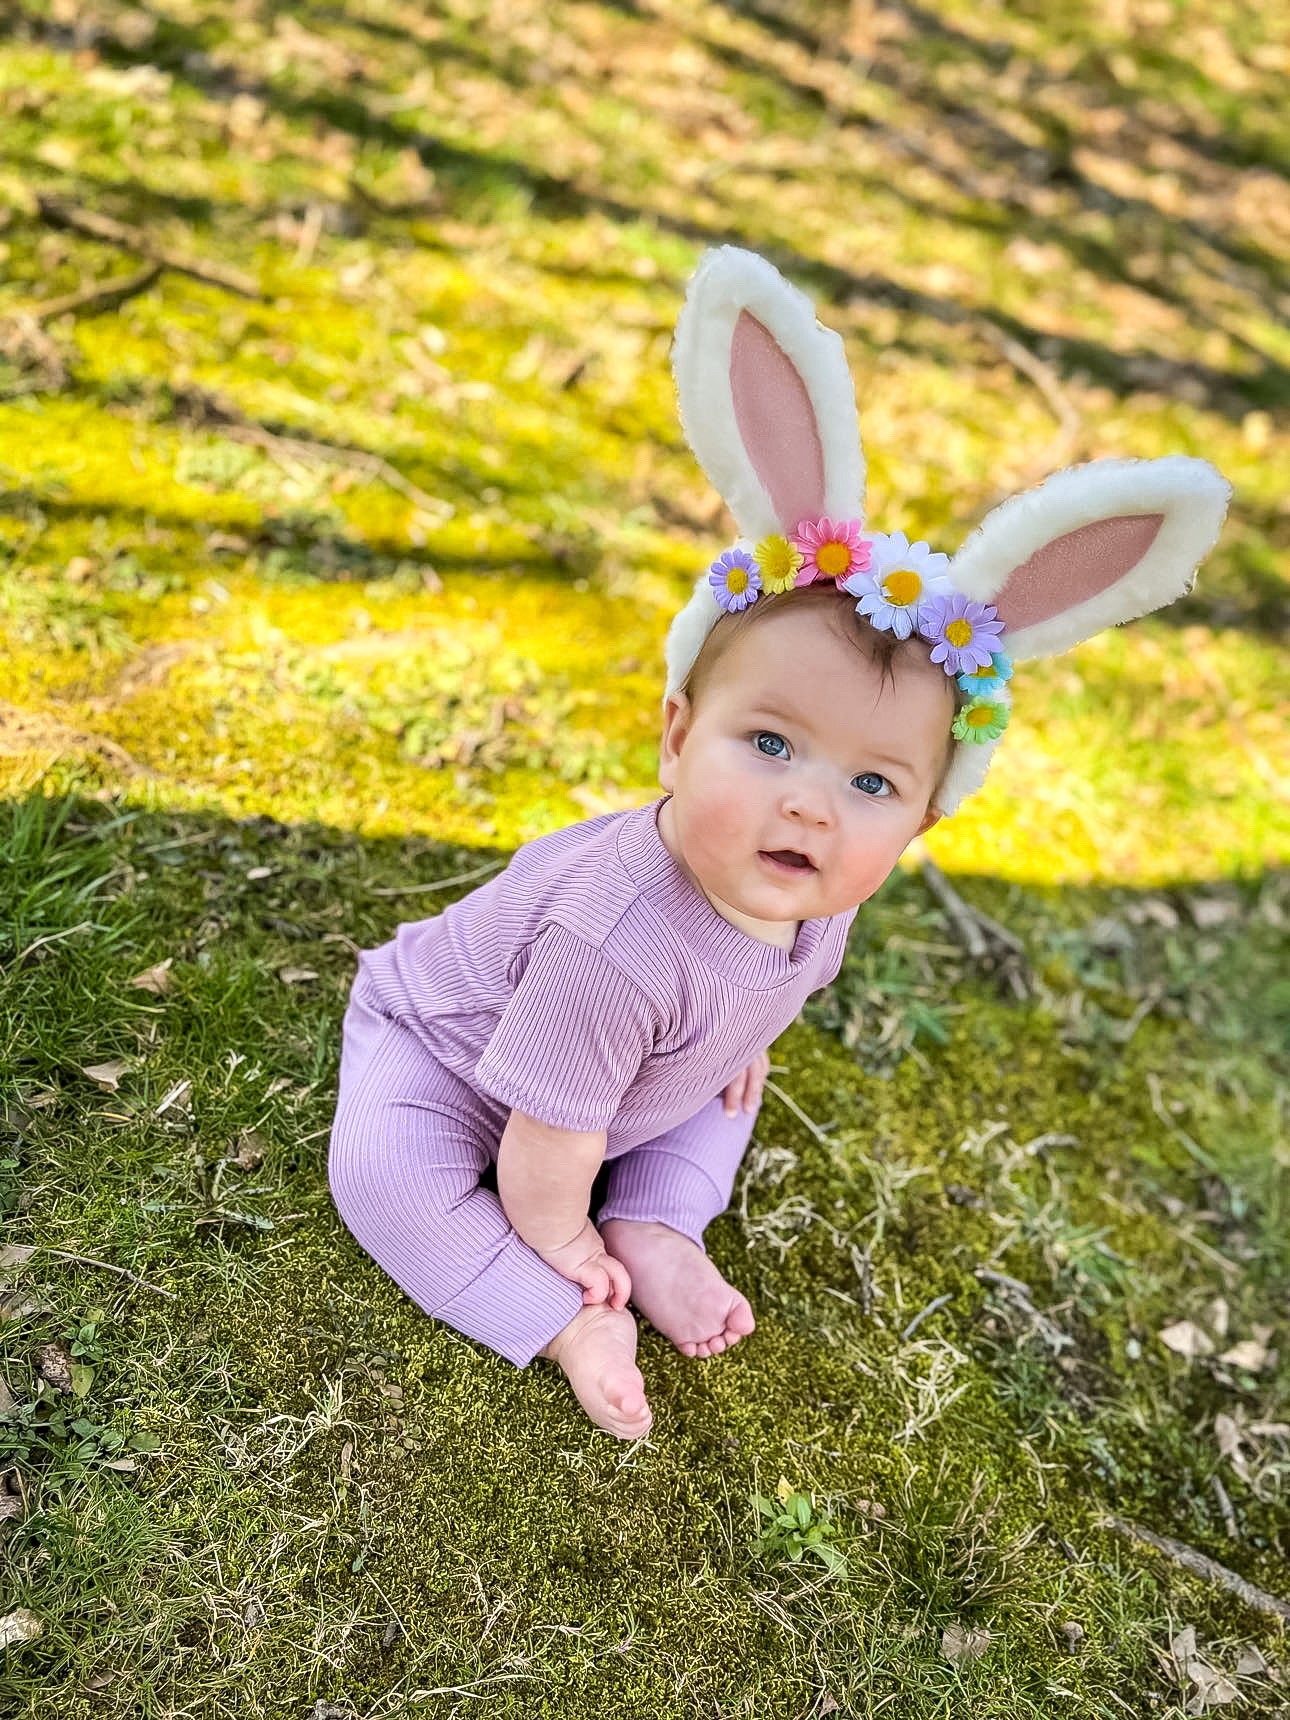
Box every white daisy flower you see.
[842,531,953,639]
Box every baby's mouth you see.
[759,849,817,873]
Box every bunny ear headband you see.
[664,247,1232,813]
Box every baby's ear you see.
[672,247,866,540]
[948,456,1231,661]
[658,691,692,788]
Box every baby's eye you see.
[852,771,894,798]
[753,731,789,758]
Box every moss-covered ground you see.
[1,0,1287,1714]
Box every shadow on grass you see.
[9,0,1290,426]
[2,789,1288,1714]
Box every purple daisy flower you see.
[919,592,1005,675]
[707,547,762,612]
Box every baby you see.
[328,247,1229,1440]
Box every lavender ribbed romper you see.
[328,797,855,1364]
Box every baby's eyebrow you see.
[748,701,803,725]
[748,705,919,778]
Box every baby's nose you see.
[784,785,834,826]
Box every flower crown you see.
[708,518,1012,746]
[666,248,1230,813]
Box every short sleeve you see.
[473,925,660,1131]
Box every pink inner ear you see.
[992,514,1165,631]
[729,311,827,531]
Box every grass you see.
[1,0,1288,1713]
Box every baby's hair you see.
[680,583,956,699]
[677,584,960,803]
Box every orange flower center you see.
[946,618,974,647]
[726,566,750,595]
[883,568,923,606]
[815,540,851,577]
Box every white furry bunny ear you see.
[671,246,865,540]
[950,456,1231,662]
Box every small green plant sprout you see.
[751,1477,847,1577]
[64,1306,106,1396]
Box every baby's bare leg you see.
[540,1304,651,1439]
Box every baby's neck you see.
[657,798,800,951]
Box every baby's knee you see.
[327,1110,486,1235]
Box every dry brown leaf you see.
[0,1493,24,1522]
[941,1621,993,1666]
[154,1079,192,1117]
[1160,1320,1214,1359]
[128,958,173,995]
[265,1076,293,1096]
[1220,1338,1272,1373]
[278,967,319,985]
[0,1244,35,1271]
[1188,1663,1240,1713]
[1235,1646,1269,1677]
[1171,1625,1200,1674]
[0,1293,47,1324]
[1206,1297,1230,1339]
[1171,1628,1242,1714]
[0,1375,15,1413]
[36,1342,75,1395]
[82,1059,128,1091]
[1187,895,1239,928]
[230,1129,265,1171]
[1214,1413,1243,1458]
[0,1609,42,1649]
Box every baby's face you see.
[658,603,952,938]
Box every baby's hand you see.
[723,1049,770,1117]
[538,1218,632,1309]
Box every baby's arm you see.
[496,1110,631,1309]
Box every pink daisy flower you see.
[790,516,870,585]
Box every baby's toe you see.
[728,1297,756,1338]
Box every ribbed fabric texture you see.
[356,797,855,1155]
[328,797,857,1365]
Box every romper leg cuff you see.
[431,1233,585,1368]
[596,1149,726,1250]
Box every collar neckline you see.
[616,797,831,989]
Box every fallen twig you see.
[900,1292,953,1342]
[1210,1473,1238,1540]
[916,850,1033,997]
[24,1247,176,1301]
[1146,1070,1220,1174]
[1104,1516,1290,1620]
[171,384,453,522]
[975,1266,1035,1302]
[366,859,505,897]
[978,321,1081,472]
[853,1242,873,1318]
[764,1078,835,1144]
[18,262,163,324]
[35,195,264,300]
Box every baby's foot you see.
[600,1218,755,1359]
[539,1303,652,1441]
